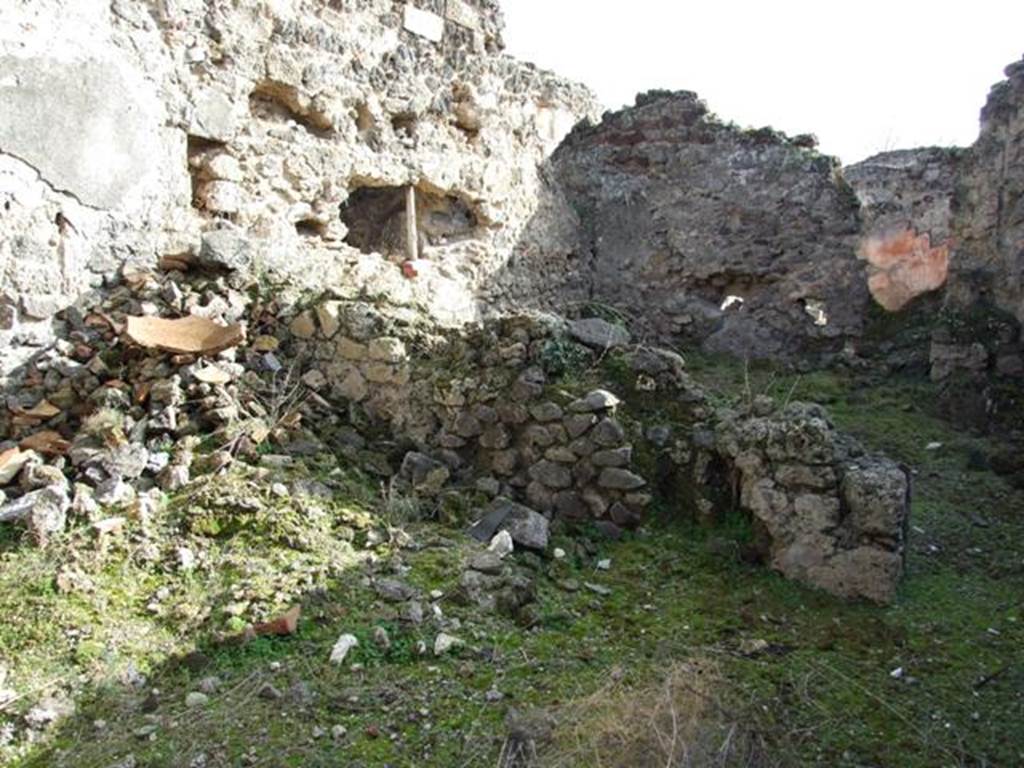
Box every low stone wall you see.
[0,261,910,602]
[291,304,658,528]
[284,297,910,601]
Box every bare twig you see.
[0,676,66,713]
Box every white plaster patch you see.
[403,5,444,43]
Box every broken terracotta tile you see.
[19,400,61,420]
[252,605,301,637]
[19,430,71,456]
[125,315,245,356]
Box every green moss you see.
[539,337,592,381]
[935,302,1018,345]
[4,359,1024,767]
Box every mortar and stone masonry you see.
[1,0,1021,601]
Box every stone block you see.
[445,0,481,31]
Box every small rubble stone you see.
[0,448,33,485]
[529,402,563,423]
[315,302,342,339]
[290,311,317,340]
[258,683,283,701]
[368,337,406,363]
[592,446,631,467]
[0,483,69,545]
[197,677,221,694]
[433,632,462,655]
[374,578,415,603]
[569,390,621,413]
[569,318,631,349]
[469,551,505,575]
[591,418,626,447]
[528,460,572,490]
[598,468,647,491]
[198,227,252,272]
[564,414,597,439]
[554,491,588,520]
[487,529,514,558]
[400,452,450,493]
[372,626,391,650]
[476,476,501,496]
[329,634,359,665]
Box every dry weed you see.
[539,659,769,768]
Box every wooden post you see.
[405,185,418,263]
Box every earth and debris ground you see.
[1,353,1021,767]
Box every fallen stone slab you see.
[468,497,549,551]
[125,315,245,355]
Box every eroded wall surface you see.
[927,57,1024,428]
[541,91,866,360]
[845,148,960,312]
[0,0,599,381]
[946,57,1024,325]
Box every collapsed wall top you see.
[540,90,866,360]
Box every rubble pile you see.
[0,258,911,602]
[0,263,300,544]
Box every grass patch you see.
[1,355,1022,767]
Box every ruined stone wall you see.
[0,0,599,384]
[925,57,1024,429]
[944,57,1024,325]
[526,91,866,360]
[291,299,909,602]
[702,402,908,604]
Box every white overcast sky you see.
[503,1,1024,164]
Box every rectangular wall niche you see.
[339,183,481,260]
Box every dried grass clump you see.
[540,659,768,768]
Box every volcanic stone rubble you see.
[0,254,910,602]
